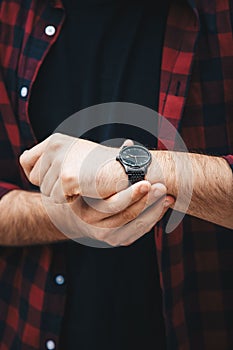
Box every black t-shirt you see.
[29,0,169,349]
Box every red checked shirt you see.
[0,0,233,349]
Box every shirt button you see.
[45,25,56,36]
[55,274,65,286]
[20,86,28,98]
[46,339,56,350]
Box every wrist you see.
[146,150,178,197]
[96,148,128,198]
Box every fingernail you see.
[140,184,149,194]
[153,188,165,197]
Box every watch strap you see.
[127,170,145,185]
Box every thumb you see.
[120,139,134,149]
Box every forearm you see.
[146,151,233,228]
[20,133,233,228]
[0,190,67,246]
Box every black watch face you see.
[119,145,151,168]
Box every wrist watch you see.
[116,145,152,185]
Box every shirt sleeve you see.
[0,181,20,199]
[222,155,233,172]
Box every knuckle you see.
[94,229,120,247]
[121,239,134,247]
[108,240,120,248]
[96,230,109,242]
[104,235,120,247]
[40,182,46,195]
[61,170,74,185]
[49,133,63,151]
[136,220,147,234]
[29,172,39,186]
[49,141,61,152]
[19,152,27,166]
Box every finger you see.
[70,180,152,221]
[120,197,174,246]
[139,183,167,208]
[49,177,67,204]
[19,137,51,178]
[106,196,174,247]
[120,139,134,148]
[102,183,168,228]
[40,162,60,197]
[28,153,51,186]
[38,138,77,192]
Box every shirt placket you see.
[15,2,67,349]
[17,1,65,151]
[156,1,200,349]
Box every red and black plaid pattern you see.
[0,0,232,349]
[0,2,67,349]
[156,0,233,348]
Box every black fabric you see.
[29,0,169,349]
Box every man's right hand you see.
[0,181,174,246]
[44,180,174,247]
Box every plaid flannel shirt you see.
[0,0,233,349]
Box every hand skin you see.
[0,183,174,246]
[20,133,233,229]
[20,133,130,201]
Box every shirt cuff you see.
[0,181,20,199]
[222,155,233,172]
